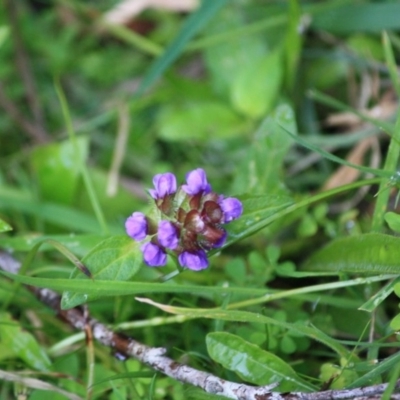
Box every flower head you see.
[178,250,209,271]
[125,212,148,241]
[141,242,167,267]
[149,172,177,199]
[126,168,243,271]
[182,168,211,195]
[220,197,243,223]
[158,221,179,250]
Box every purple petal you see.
[213,229,227,248]
[125,212,148,241]
[182,168,211,195]
[141,242,167,267]
[220,197,243,223]
[178,250,209,271]
[158,221,179,250]
[149,172,177,199]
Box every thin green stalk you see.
[309,89,394,135]
[226,275,395,310]
[55,80,109,235]
[99,22,162,56]
[371,33,400,232]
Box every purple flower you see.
[158,220,179,250]
[125,212,148,240]
[149,173,177,199]
[220,197,243,223]
[141,242,167,267]
[182,168,211,196]
[178,250,209,271]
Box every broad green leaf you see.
[61,235,142,309]
[0,312,51,371]
[302,233,400,274]
[157,101,245,141]
[320,362,358,390]
[30,136,89,204]
[231,103,297,195]
[0,218,12,233]
[207,332,313,392]
[312,3,400,34]
[347,34,384,63]
[203,5,268,98]
[0,26,9,48]
[390,314,400,331]
[231,48,282,118]
[135,0,228,97]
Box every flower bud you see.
[220,197,243,223]
[182,168,211,195]
[141,242,167,267]
[178,250,208,270]
[149,172,177,199]
[158,221,179,250]
[125,212,148,241]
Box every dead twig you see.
[0,251,400,400]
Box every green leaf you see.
[203,6,268,98]
[359,277,400,313]
[302,233,400,274]
[136,0,228,97]
[390,314,400,331]
[157,101,245,141]
[221,193,294,249]
[284,0,303,90]
[312,3,400,34]
[0,312,51,371]
[0,26,9,48]
[231,103,297,195]
[61,235,142,309]
[385,212,400,233]
[30,136,89,204]
[231,48,282,118]
[206,332,314,392]
[0,218,12,233]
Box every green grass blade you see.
[309,90,394,135]
[135,0,228,97]
[371,34,400,232]
[55,81,109,234]
[281,125,388,178]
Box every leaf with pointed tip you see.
[206,332,314,392]
[0,312,51,371]
[302,233,400,274]
[0,218,12,233]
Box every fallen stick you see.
[1,251,399,400]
